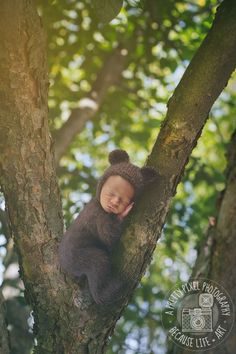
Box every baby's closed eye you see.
[107,189,131,206]
[120,198,131,206]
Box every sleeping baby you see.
[59,149,157,305]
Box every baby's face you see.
[100,175,134,215]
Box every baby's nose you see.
[111,196,120,206]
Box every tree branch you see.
[53,45,128,165]
[0,0,236,353]
[0,290,10,354]
[119,0,236,284]
[173,130,236,354]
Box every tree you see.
[167,129,236,354]
[0,0,236,353]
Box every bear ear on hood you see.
[140,166,158,184]
[108,149,129,165]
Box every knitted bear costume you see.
[59,149,157,304]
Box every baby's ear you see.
[141,166,158,184]
[108,149,129,165]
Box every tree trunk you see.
[0,1,65,352]
[0,1,236,353]
[171,131,236,354]
[207,131,236,353]
[0,290,10,354]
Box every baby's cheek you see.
[106,196,111,204]
[119,204,126,213]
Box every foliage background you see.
[0,0,235,353]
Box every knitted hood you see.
[96,149,158,200]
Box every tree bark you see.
[206,132,236,353]
[171,131,236,354]
[0,1,236,354]
[119,0,236,280]
[0,1,64,353]
[0,290,10,354]
[91,0,123,23]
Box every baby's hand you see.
[117,202,134,220]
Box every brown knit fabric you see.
[96,149,158,199]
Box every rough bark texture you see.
[171,131,236,354]
[207,132,236,353]
[0,1,64,353]
[118,0,236,280]
[0,290,10,354]
[0,1,236,354]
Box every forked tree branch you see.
[0,1,236,353]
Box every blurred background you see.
[0,0,235,353]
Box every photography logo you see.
[161,279,234,351]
